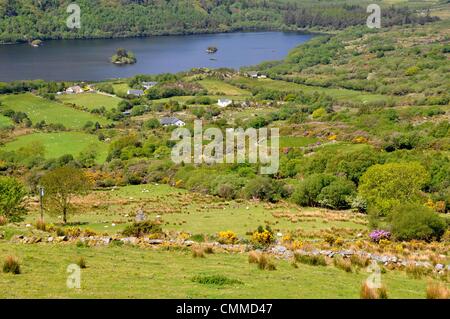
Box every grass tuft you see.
[192,275,243,286]
[3,255,21,274]
[426,282,449,299]
[294,253,327,266]
[334,256,353,273]
[360,282,388,299]
[77,257,87,269]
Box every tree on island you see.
[207,46,218,54]
[111,48,137,64]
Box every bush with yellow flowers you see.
[252,226,275,246]
[218,230,238,244]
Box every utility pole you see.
[39,186,45,221]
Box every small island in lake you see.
[206,46,218,54]
[111,48,137,65]
[30,39,43,47]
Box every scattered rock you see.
[435,264,444,271]
[148,239,164,245]
[135,208,147,222]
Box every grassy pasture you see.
[111,82,132,96]
[230,77,392,104]
[198,79,251,96]
[279,136,319,148]
[22,184,366,238]
[58,93,122,111]
[0,243,431,299]
[0,94,110,129]
[0,114,12,128]
[2,132,109,162]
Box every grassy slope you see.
[2,132,109,162]
[58,93,122,111]
[0,94,110,129]
[229,77,391,104]
[198,79,251,96]
[0,114,12,128]
[0,243,430,299]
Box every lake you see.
[0,32,313,82]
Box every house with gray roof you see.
[160,117,185,127]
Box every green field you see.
[230,77,392,104]
[58,93,122,111]
[111,82,132,95]
[20,184,366,238]
[279,136,319,148]
[0,114,12,128]
[0,94,110,129]
[198,79,251,96]
[0,243,430,299]
[2,132,109,162]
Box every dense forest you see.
[0,0,441,43]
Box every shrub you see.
[333,256,353,273]
[65,227,82,237]
[251,226,275,246]
[390,204,447,242]
[191,275,242,286]
[0,177,27,222]
[55,227,66,236]
[359,162,429,217]
[317,178,356,209]
[294,253,327,266]
[360,282,388,299]
[0,216,7,226]
[35,218,46,231]
[292,174,336,207]
[243,177,284,202]
[426,282,449,299]
[3,255,20,274]
[217,230,238,244]
[77,257,87,269]
[122,221,162,238]
[369,230,391,243]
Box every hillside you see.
[0,0,442,43]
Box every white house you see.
[218,98,233,107]
[127,89,145,97]
[247,71,259,78]
[66,86,83,94]
[160,117,186,127]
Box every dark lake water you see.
[0,32,313,82]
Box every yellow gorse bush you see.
[218,231,238,244]
[252,230,275,245]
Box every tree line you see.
[0,0,439,43]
